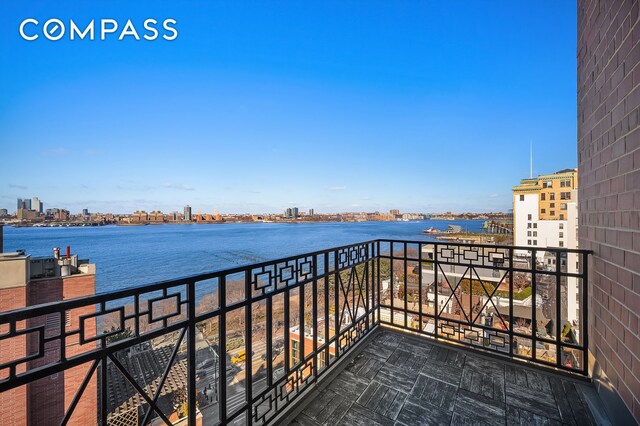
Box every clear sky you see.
[0,1,577,214]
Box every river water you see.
[3,220,484,293]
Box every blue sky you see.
[0,1,577,214]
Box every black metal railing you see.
[0,240,589,425]
[377,240,589,376]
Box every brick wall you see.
[26,274,98,426]
[0,286,27,426]
[577,0,640,422]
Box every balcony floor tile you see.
[292,329,608,426]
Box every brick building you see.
[578,0,640,423]
[0,245,97,426]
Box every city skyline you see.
[1,1,576,214]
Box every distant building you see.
[32,197,42,214]
[17,208,38,221]
[149,211,164,224]
[0,208,8,216]
[82,209,89,216]
[292,207,299,218]
[54,209,70,221]
[512,169,579,323]
[308,209,315,216]
[183,205,192,222]
[17,198,31,211]
[389,209,400,216]
[131,210,149,223]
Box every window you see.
[561,192,571,200]
[527,231,531,236]
[519,195,524,201]
[559,241,564,247]
[528,214,532,220]
[527,223,532,229]
[550,203,555,208]
[560,203,567,210]
[291,340,300,365]
[559,232,564,238]
[559,214,564,220]
[528,240,531,245]
[559,223,564,229]
[533,240,537,245]
[550,193,555,200]
[533,231,537,237]
[541,209,546,214]
[533,223,537,228]
[550,211,555,216]
[541,193,546,201]
[543,181,552,188]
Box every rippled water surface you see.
[3,220,484,293]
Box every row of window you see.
[527,239,565,247]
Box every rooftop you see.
[292,328,610,426]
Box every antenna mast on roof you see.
[529,141,533,179]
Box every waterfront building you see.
[82,209,89,216]
[131,210,149,223]
[54,209,71,221]
[389,209,400,215]
[183,205,192,222]
[149,210,164,224]
[17,208,38,221]
[308,208,314,216]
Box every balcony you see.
[0,240,609,425]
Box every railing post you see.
[218,275,227,424]
[244,270,252,425]
[532,248,537,362]
[434,243,439,339]
[187,280,197,426]
[582,251,589,376]
[555,251,562,369]
[508,247,514,358]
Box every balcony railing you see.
[0,240,589,425]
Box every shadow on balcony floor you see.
[291,329,611,426]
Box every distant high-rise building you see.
[292,207,299,218]
[389,209,400,215]
[308,209,315,216]
[0,208,8,216]
[184,205,192,222]
[284,208,292,218]
[32,197,42,214]
[17,198,32,211]
[82,209,89,216]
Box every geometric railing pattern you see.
[377,239,590,376]
[0,240,589,425]
[0,241,379,426]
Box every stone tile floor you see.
[291,329,610,426]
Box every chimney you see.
[66,246,71,259]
